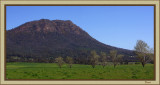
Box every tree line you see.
[55,49,124,68]
[55,40,154,68]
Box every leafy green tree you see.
[134,40,153,67]
[55,56,64,68]
[90,50,100,68]
[110,50,124,68]
[100,52,107,68]
[66,56,73,68]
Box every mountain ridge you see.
[8,19,88,36]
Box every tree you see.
[118,55,124,65]
[148,48,154,64]
[55,56,64,68]
[90,50,100,68]
[100,52,107,68]
[117,54,124,65]
[66,56,73,68]
[110,50,123,68]
[134,40,153,67]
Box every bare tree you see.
[100,52,107,68]
[110,50,124,68]
[66,56,73,68]
[117,54,124,65]
[134,40,153,67]
[55,56,64,68]
[90,50,100,68]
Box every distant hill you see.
[6,19,136,63]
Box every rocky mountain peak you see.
[8,19,89,36]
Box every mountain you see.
[6,19,136,63]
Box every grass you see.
[6,62,154,79]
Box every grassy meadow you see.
[6,62,154,79]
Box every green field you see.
[6,62,154,79]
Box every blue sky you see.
[6,6,154,50]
